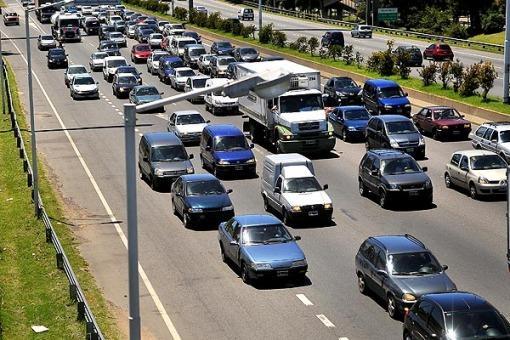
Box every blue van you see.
[362,79,411,117]
[200,124,256,178]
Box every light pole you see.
[503,0,510,103]
[25,0,73,216]
[123,72,291,339]
[1,29,5,115]
[507,167,510,271]
[259,0,263,30]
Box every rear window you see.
[244,9,253,13]
[439,44,451,50]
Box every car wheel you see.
[474,143,481,150]
[403,331,413,340]
[262,194,269,211]
[341,129,348,142]
[359,179,367,197]
[432,129,440,141]
[379,189,389,209]
[387,295,399,319]
[241,263,250,284]
[365,141,370,150]
[444,173,452,188]
[469,183,478,200]
[220,243,227,263]
[282,209,291,225]
[150,176,158,190]
[357,273,368,294]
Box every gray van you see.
[183,43,207,68]
[138,132,194,190]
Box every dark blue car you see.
[170,174,234,228]
[158,56,184,84]
[218,214,307,284]
[328,105,371,142]
[362,79,411,117]
[199,124,256,178]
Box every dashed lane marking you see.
[296,294,313,306]
[316,314,335,328]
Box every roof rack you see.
[404,234,426,248]
[485,121,510,126]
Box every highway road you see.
[2,1,510,339]
[193,0,505,97]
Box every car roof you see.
[368,149,411,160]
[423,106,454,111]
[73,73,92,79]
[143,132,181,146]
[68,64,87,69]
[104,56,126,61]
[235,214,281,226]
[133,85,157,90]
[370,234,427,254]
[180,173,217,182]
[423,292,494,313]
[336,105,366,111]
[366,79,400,88]
[205,124,243,137]
[174,110,201,116]
[372,114,410,122]
[175,67,193,71]
[480,121,510,131]
[452,149,497,157]
[117,72,136,78]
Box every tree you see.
[459,63,481,97]
[308,37,319,56]
[449,59,464,93]
[478,61,497,101]
[418,63,438,86]
[439,61,452,89]
[481,9,505,34]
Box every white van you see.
[170,37,198,57]
[204,78,239,115]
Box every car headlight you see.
[290,206,301,212]
[441,125,449,129]
[404,104,411,108]
[390,140,400,148]
[425,179,432,189]
[464,123,471,128]
[384,104,393,109]
[478,176,489,184]
[402,293,416,302]
[186,167,194,174]
[245,158,256,164]
[388,183,400,190]
[218,160,230,165]
[154,168,164,176]
[336,91,346,97]
[283,134,294,140]
[324,203,333,210]
[252,262,272,270]
[221,205,234,211]
[291,259,307,267]
[418,135,425,146]
[188,207,203,213]
[327,130,334,136]
[347,126,357,131]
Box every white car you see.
[157,20,169,33]
[163,23,185,36]
[184,75,209,103]
[197,54,214,74]
[103,56,128,82]
[204,78,239,115]
[108,32,126,47]
[169,36,197,57]
[169,67,196,91]
[127,24,136,38]
[148,33,163,49]
[108,15,122,26]
[64,64,89,88]
[69,74,99,100]
[37,34,57,50]
[194,6,208,14]
[147,50,170,75]
[167,110,209,144]
[89,51,109,71]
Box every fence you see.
[238,0,504,52]
[2,62,104,340]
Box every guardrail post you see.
[69,283,78,302]
[18,147,23,159]
[77,301,85,321]
[27,173,32,187]
[86,322,99,340]
[56,252,64,270]
[45,227,51,243]
[23,159,28,172]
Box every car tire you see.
[379,189,389,209]
[341,129,349,142]
[183,213,192,228]
[357,273,368,294]
[444,173,452,188]
[403,331,413,340]
[359,179,368,197]
[387,294,399,319]
[150,176,158,191]
[220,243,227,263]
[469,183,478,200]
[241,263,250,284]
[262,194,270,212]
[283,209,291,225]
[432,129,440,141]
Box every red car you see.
[3,12,20,26]
[412,106,471,140]
[423,43,454,61]
[131,44,152,63]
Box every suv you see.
[355,235,455,318]
[403,292,510,339]
[470,122,510,162]
[365,115,425,159]
[323,76,362,105]
[183,44,207,68]
[321,31,344,48]
[358,150,432,208]
[423,43,454,61]
[392,45,422,67]
[362,79,411,117]
[237,8,254,21]
[351,24,372,38]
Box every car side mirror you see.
[226,189,233,194]
[323,184,329,190]
[249,143,254,149]
[96,82,99,85]
[160,92,164,95]
[188,154,194,159]
[169,122,175,126]
[175,192,182,197]
[404,92,408,97]
[206,120,211,123]
[422,166,428,172]
[139,72,142,75]
[461,114,465,118]
[142,156,148,162]
[294,235,301,241]
[442,264,448,271]
[376,269,388,276]
[274,187,281,194]
[461,165,468,171]
[205,145,211,151]
[229,240,238,246]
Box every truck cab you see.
[261,154,333,225]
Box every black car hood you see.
[384,172,430,186]
[389,133,420,144]
[393,273,456,297]
[336,87,361,95]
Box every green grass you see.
[469,31,504,46]
[0,61,122,339]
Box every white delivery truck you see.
[237,60,335,154]
[261,153,333,225]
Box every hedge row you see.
[123,0,169,14]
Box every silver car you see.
[89,52,108,71]
[169,67,196,91]
[197,54,214,74]
[147,50,170,75]
[184,75,209,103]
[167,110,209,144]
[69,74,99,100]
[108,32,126,47]
[470,122,510,162]
[445,150,508,199]
[64,65,89,87]
[351,24,373,38]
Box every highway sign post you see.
[377,8,398,22]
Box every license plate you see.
[406,148,414,153]
[396,108,402,113]
[409,191,419,196]
[305,140,317,145]
[452,131,461,135]
[235,165,243,170]
[277,270,288,277]
[308,210,318,216]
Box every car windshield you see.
[171,24,183,29]
[50,49,65,56]
[151,145,187,162]
[141,29,153,35]
[387,252,442,275]
[242,224,293,245]
[151,34,162,39]
[217,42,232,48]
[283,177,322,193]
[500,130,510,143]
[334,78,357,88]
[177,69,195,77]
[439,44,451,50]
[386,121,417,134]
[241,48,257,55]
[190,48,206,56]
[102,42,117,49]
[433,108,461,120]
[118,76,137,84]
[381,157,421,175]
[470,155,507,170]
[107,59,127,68]
[359,25,371,30]
[214,135,248,151]
[344,109,370,120]
[218,58,235,66]
[163,60,184,68]
[192,78,207,88]
[119,67,138,75]
[136,87,159,96]
[94,52,108,59]
[202,55,212,61]
[176,114,204,125]
[68,66,87,74]
[109,33,122,38]
[379,86,405,98]
[280,94,323,113]
[74,77,95,85]
[136,45,151,51]
[186,180,225,196]
[445,310,510,339]
[41,35,54,40]
[153,53,169,61]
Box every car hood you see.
[217,48,234,55]
[50,55,66,60]
[111,38,125,42]
[150,38,162,42]
[212,95,238,104]
[379,96,410,106]
[73,84,97,91]
[115,83,136,89]
[244,242,304,266]
[152,160,191,172]
[384,172,430,185]
[434,118,469,126]
[217,65,228,71]
[471,168,507,181]
[185,194,231,209]
[344,119,369,128]
[135,50,151,56]
[175,123,207,134]
[213,149,254,162]
[283,191,331,206]
[175,76,191,82]
[389,133,421,144]
[499,142,510,153]
[136,94,161,103]
[41,40,56,44]
[336,87,361,95]
[92,59,105,64]
[393,272,456,297]
[241,54,259,61]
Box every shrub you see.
[207,12,222,29]
[173,7,187,21]
[342,45,354,65]
[439,61,452,89]
[232,22,243,36]
[367,51,384,72]
[444,22,468,39]
[459,63,481,97]
[193,12,208,27]
[222,18,233,33]
[296,37,308,53]
[393,49,411,79]
[188,8,198,24]
[241,25,256,39]
[478,61,497,101]
[481,9,505,34]
[308,37,319,56]
[272,31,287,47]
[450,59,464,93]
[355,51,364,68]
[418,62,438,86]
[259,23,273,44]
[328,45,343,61]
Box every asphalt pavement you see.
[1,1,510,339]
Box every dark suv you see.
[321,31,344,48]
[358,150,433,208]
[403,292,510,339]
[355,235,455,319]
[365,115,426,160]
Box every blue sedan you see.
[128,85,164,113]
[328,105,371,142]
[218,214,307,284]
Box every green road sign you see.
[378,7,398,22]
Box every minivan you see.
[362,79,411,117]
[365,115,426,159]
[183,43,207,68]
[200,124,256,178]
[138,132,194,190]
[237,8,254,21]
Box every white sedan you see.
[89,52,109,72]
[70,74,99,100]
[169,67,196,91]
[148,33,163,49]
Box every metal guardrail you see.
[238,0,504,52]
[2,62,104,340]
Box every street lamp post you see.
[507,167,510,271]
[503,0,510,103]
[258,0,263,30]
[1,29,5,115]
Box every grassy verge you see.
[469,32,504,46]
[0,61,121,339]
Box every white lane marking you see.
[135,128,139,132]
[1,29,183,340]
[331,150,342,157]
[296,294,313,306]
[339,338,350,340]
[111,104,116,108]
[316,314,335,328]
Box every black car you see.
[97,40,120,56]
[114,66,142,84]
[358,149,432,208]
[403,292,510,339]
[232,47,260,62]
[321,31,344,48]
[112,73,138,98]
[355,235,455,319]
[393,45,423,67]
[323,76,362,105]
[98,25,116,41]
[46,48,68,69]
[137,28,153,43]
[182,31,202,44]
[226,62,240,79]
[211,41,234,56]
